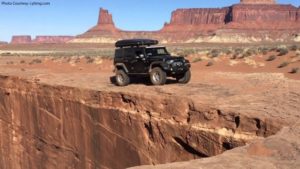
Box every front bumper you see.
[163,62,191,74]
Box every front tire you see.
[115,69,130,86]
[150,67,167,85]
[176,70,191,84]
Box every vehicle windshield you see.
[145,47,169,57]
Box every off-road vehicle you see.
[113,39,191,86]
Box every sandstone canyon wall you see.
[0,75,282,169]
[74,0,300,43]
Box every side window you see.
[124,48,135,58]
[115,49,123,58]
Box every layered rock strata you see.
[0,75,282,169]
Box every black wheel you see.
[150,67,167,85]
[176,70,191,84]
[115,69,130,86]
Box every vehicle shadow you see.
[110,76,178,86]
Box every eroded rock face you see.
[0,75,283,169]
[33,36,74,43]
[129,121,300,169]
[240,0,276,4]
[231,4,298,23]
[98,8,115,25]
[169,8,229,25]
[11,36,32,44]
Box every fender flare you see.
[115,63,129,73]
[149,61,167,72]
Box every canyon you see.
[0,53,299,168]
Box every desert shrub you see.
[289,67,299,74]
[277,48,289,56]
[266,55,276,61]
[234,48,244,55]
[29,59,42,65]
[206,61,213,67]
[192,57,202,63]
[20,60,26,64]
[259,47,270,55]
[277,61,289,68]
[224,49,232,55]
[209,49,220,58]
[230,55,237,60]
[1,52,11,56]
[289,45,298,51]
[177,49,196,57]
[85,56,94,64]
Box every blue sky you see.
[0,0,299,41]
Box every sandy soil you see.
[0,54,299,126]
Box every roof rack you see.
[115,39,159,48]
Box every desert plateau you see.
[0,0,299,169]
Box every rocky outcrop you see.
[130,121,300,169]
[98,8,114,25]
[33,36,74,43]
[0,75,283,169]
[240,0,276,4]
[11,36,32,44]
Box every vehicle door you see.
[131,48,148,73]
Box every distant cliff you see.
[74,0,300,44]
[10,36,74,44]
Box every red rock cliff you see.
[231,4,298,23]
[98,8,115,25]
[11,36,32,44]
[169,8,229,25]
[240,0,276,4]
[33,36,74,43]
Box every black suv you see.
[113,39,191,86]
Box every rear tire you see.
[115,69,130,86]
[176,70,191,84]
[150,67,167,85]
